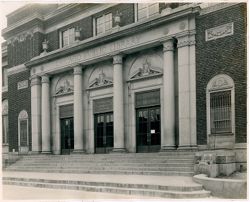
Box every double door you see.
[136,107,161,152]
[95,113,113,153]
[60,117,74,154]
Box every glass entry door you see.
[136,107,161,152]
[60,117,74,154]
[95,113,113,153]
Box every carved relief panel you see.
[128,52,163,81]
[88,64,113,89]
[54,74,74,96]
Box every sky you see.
[0,1,28,43]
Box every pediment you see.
[89,71,113,88]
[55,75,74,96]
[129,58,162,80]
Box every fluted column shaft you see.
[112,55,126,152]
[41,74,51,153]
[31,75,42,153]
[73,66,84,152]
[161,39,176,150]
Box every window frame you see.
[206,74,235,136]
[136,3,160,22]
[94,13,113,36]
[18,110,29,152]
[61,27,75,48]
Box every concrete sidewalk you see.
[3,171,200,187]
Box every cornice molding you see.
[7,64,28,76]
[25,5,200,68]
[2,13,44,37]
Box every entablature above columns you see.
[27,6,199,77]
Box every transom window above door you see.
[137,3,159,21]
[62,28,75,47]
[96,13,112,35]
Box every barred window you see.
[62,28,75,47]
[2,99,8,144]
[96,13,112,35]
[210,90,231,133]
[206,74,234,136]
[137,3,159,21]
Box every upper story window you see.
[137,3,159,21]
[206,74,235,135]
[2,67,8,87]
[62,28,75,47]
[96,13,112,35]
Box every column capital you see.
[73,66,82,75]
[113,55,123,65]
[41,74,50,83]
[177,34,196,48]
[30,75,41,86]
[162,39,174,52]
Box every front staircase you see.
[3,152,211,198]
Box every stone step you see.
[11,162,193,167]
[3,177,203,192]
[14,159,194,164]
[5,168,194,176]
[20,152,195,157]
[3,179,210,198]
[6,165,193,172]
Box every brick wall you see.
[112,4,135,27]
[46,4,135,52]
[46,16,93,51]
[196,3,247,144]
[7,32,44,68]
[8,70,31,152]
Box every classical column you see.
[73,65,85,153]
[112,55,126,152]
[177,34,197,149]
[189,34,197,147]
[41,74,51,153]
[161,39,176,150]
[30,75,42,153]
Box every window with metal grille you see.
[96,13,112,35]
[137,3,159,21]
[2,115,8,144]
[210,90,232,134]
[62,28,75,47]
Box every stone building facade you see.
[1,3,247,169]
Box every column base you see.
[41,151,51,154]
[177,145,198,151]
[110,148,127,153]
[72,149,86,154]
[160,145,176,152]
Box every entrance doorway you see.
[136,107,161,152]
[135,89,161,153]
[94,113,113,153]
[60,118,74,154]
